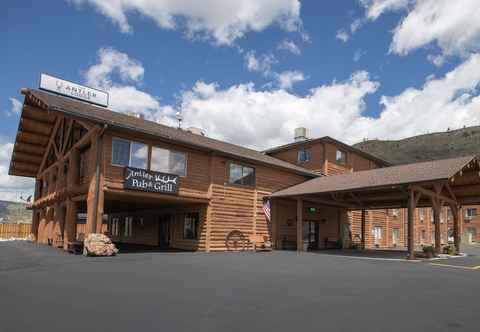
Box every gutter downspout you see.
[92,124,108,233]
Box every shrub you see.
[443,245,456,255]
[423,245,435,257]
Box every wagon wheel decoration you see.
[225,230,247,252]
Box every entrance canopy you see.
[271,156,480,209]
[271,155,480,259]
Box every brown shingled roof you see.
[21,89,318,178]
[271,155,476,197]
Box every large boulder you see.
[83,233,118,257]
[26,233,36,242]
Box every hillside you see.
[0,200,31,224]
[354,126,480,165]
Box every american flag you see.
[263,198,271,222]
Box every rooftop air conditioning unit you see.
[294,127,309,142]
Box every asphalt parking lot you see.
[1,241,479,332]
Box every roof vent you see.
[294,127,309,142]
[187,127,205,136]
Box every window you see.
[336,149,347,165]
[111,138,148,169]
[297,148,311,164]
[124,216,133,237]
[229,163,255,186]
[447,208,453,221]
[466,208,477,219]
[373,226,382,245]
[419,208,425,223]
[421,230,426,242]
[183,213,199,239]
[131,143,148,169]
[111,217,120,237]
[392,228,400,245]
[150,147,187,176]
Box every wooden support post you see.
[452,205,461,254]
[339,209,349,249]
[63,199,77,249]
[361,209,366,249]
[31,209,40,241]
[432,201,441,255]
[205,202,212,252]
[296,198,303,252]
[86,133,105,234]
[407,190,416,260]
[270,198,278,249]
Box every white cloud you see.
[69,0,302,45]
[336,29,349,43]
[84,48,175,124]
[6,98,22,117]
[277,39,301,55]
[178,55,480,149]
[84,47,144,87]
[80,49,480,154]
[0,142,34,202]
[179,71,379,149]
[353,49,366,62]
[243,51,277,75]
[355,0,480,63]
[360,0,412,20]
[274,70,306,90]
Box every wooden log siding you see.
[99,132,309,251]
[0,224,31,239]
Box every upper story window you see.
[297,148,311,164]
[229,163,255,186]
[150,147,187,176]
[419,208,425,223]
[466,208,477,219]
[336,149,347,165]
[112,138,148,169]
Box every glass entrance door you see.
[303,220,319,250]
[158,214,171,248]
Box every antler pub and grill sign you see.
[124,167,179,194]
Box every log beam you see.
[407,190,417,260]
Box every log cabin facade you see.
[8,87,479,254]
[10,88,318,252]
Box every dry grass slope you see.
[354,126,480,165]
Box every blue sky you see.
[2,0,480,200]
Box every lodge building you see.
[8,85,480,255]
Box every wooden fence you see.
[0,224,31,239]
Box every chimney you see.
[294,127,309,142]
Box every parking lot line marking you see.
[430,263,480,270]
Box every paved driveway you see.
[1,241,479,332]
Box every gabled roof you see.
[264,136,391,167]
[10,89,319,178]
[271,155,477,198]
